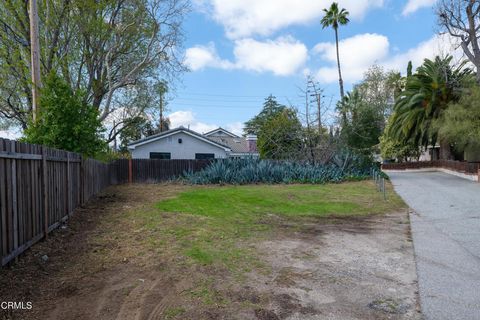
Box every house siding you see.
[130,132,228,159]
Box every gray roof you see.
[207,136,253,154]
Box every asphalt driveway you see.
[387,171,480,320]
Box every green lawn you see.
[138,181,405,270]
[157,182,403,219]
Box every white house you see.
[128,126,259,159]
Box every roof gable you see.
[128,127,231,151]
[203,127,239,138]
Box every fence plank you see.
[0,140,7,259]
[128,159,213,183]
[10,141,18,261]
[41,147,48,240]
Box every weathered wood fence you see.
[0,138,129,266]
[0,140,216,266]
[128,159,214,183]
[382,160,480,175]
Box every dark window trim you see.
[150,152,171,159]
[195,153,215,160]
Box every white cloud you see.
[385,34,464,71]
[402,0,436,16]
[224,122,244,136]
[314,33,390,83]
[169,110,217,133]
[168,110,243,135]
[0,129,22,140]
[312,33,464,84]
[185,42,234,71]
[234,37,308,76]
[185,37,308,76]
[195,0,384,39]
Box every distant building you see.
[128,126,259,160]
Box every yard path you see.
[388,171,480,320]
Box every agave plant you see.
[183,156,371,185]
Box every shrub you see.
[23,72,106,157]
[183,156,371,185]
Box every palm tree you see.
[321,2,349,100]
[387,56,473,158]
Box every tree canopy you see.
[244,95,287,135]
[0,0,188,141]
[386,56,473,148]
[437,85,480,151]
[257,109,303,160]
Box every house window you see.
[195,153,215,160]
[150,152,171,159]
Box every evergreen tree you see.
[244,95,287,135]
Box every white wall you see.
[130,132,228,159]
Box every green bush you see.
[183,156,372,185]
[23,72,106,157]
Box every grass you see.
[145,181,405,269]
[164,307,186,319]
[157,181,404,219]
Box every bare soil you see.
[0,184,420,320]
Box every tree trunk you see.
[334,28,346,124]
[335,28,345,99]
[439,138,453,160]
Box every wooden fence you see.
[382,160,480,175]
[0,139,216,266]
[0,138,127,266]
[129,159,214,183]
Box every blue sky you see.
[167,0,460,135]
[0,0,456,140]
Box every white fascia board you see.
[129,129,231,152]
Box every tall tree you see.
[437,0,480,83]
[321,2,349,100]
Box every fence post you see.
[41,146,48,239]
[66,152,71,217]
[128,158,133,183]
[80,156,84,205]
[382,178,386,200]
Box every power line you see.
[173,97,265,103]
[175,92,268,98]
[170,103,261,109]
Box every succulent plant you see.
[182,155,372,185]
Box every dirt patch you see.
[252,212,421,319]
[0,184,420,320]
